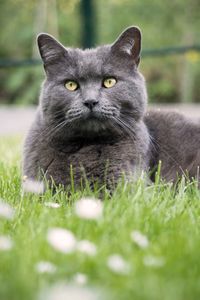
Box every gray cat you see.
[23,26,200,191]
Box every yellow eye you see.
[103,77,117,88]
[65,80,78,91]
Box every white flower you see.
[131,230,149,249]
[107,254,130,275]
[73,273,88,285]
[44,202,61,208]
[75,197,103,220]
[47,228,77,254]
[143,255,165,267]
[22,175,28,182]
[76,240,97,256]
[0,200,15,220]
[23,179,45,194]
[35,261,57,274]
[38,283,101,300]
[0,235,13,251]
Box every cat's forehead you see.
[65,46,110,77]
[65,46,118,78]
[69,46,109,64]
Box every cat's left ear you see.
[111,26,141,66]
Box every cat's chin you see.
[79,117,108,133]
[68,115,118,138]
[60,111,121,138]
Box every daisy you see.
[76,240,97,256]
[107,254,130,275]
[75,197,103,220]
[0,235,13,251]
[47,228,77,254]
[23,179,45,194]
[0,200,15,220]
[131,230,149,249]
[35,261,57,273]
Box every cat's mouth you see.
[66,110,114,124]
[78,111,110,131]
[66,105,118,123]
[84,107,118,120]
[84,110,110,120]
[64,107,121,136]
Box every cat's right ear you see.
[111,26,141,66]
[37,33,67,68]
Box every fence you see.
[0,45,200,68]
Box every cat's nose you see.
[83,99,99,110]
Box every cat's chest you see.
[43,141,136,186]
[53,141,133,166]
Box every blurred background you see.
[0,0,200,110]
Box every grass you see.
[0,136,200,300]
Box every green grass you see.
[0,136,200,300]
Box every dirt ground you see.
[0,104,200,136]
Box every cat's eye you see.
[103,77,117,88]
[65,80,78,91]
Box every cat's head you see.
[37,26,147,139]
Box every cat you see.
[22,26,200,191]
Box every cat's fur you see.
[23,27,200,190]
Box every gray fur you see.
[145,110,200,183]
[23,27,200,190]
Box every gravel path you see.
[0,104,200,136]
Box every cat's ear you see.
[37,33,67,66]
[111,26,141,66]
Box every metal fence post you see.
[80,0,96,48]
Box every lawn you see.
[0,136,200,300]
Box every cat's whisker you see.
[114,116,136,139]
[49,115,84,137]
[149,134,186,177]
[42,120,68,141]
[39,114,80,141]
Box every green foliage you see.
[2,67,43,104]
[0,0,200,104]
[0,137,200,300]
